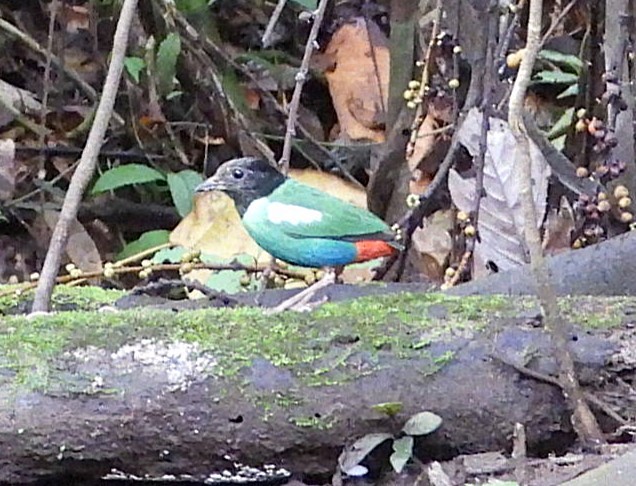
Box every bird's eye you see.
[232,168,244,179]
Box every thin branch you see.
[507,0,605,445]
[31,0,139,313]
[279,0,330,173]
[261,0,288,48]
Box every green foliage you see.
[175,0,208,12]
[167,170,204,217]
[532,49,582,99]
[117,230,170,261]
[156,33,182,97]
[124,56,145,83]
[202,254,259,293]
[390,436,413,474]
[92,164,166,194]
[338,410,443,478]
[291,0,317,8]
[371,401,403,417]
[402,411,443,436]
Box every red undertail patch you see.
[354,240,397,263]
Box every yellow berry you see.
[453,45,462,54]
[576,108,587,119]
[315,270,325,280]
[464,225,476,237]
[8,275,18,284]
[239,275,251,287]
[29,272,40,281]
[104,268,115,279]
[598,200,611,212]
[65,263,76,273]
[576,167,589,178]
[408,80,421,90]
[403,89,414,100]
[572,238,582,249]
[506,49,525,69]
[456,210,470,222]
[104,262,114,270]
[597,192,608,201]
[448,78,460,89]
[180,251,193,263]
[180,262,194,274]
[614,185,630,199]
[305,272,317,286]
[138,269,149,279]
[141,259,152,268]
[70,268,82,278]
[619,196,632,208]
[575,119,588,133]
[444,267,456,278]
[274,276,285,288]
[406,101,417,109]
[620,211,633,223]
[406,193,420,208]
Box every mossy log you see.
[0,289,634,484]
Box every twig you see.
[507,0,604,446]
[541,0,580,46]
[278,0,330,173]
[31,0,139,313]
[450,1,498,285]
[261,0,288,48]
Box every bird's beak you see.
[195,176,225,193]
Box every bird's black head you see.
[195,157,286,215]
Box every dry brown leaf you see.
[42,210,102,274]
[407,113,440,173]
[323,18,389,142]
[411,210,453,281]
[543,196,575,255]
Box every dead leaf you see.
[411,210,453,281]
[543,196,575,255]
[0,139,17,201]
[449,108,550,275]
[323,18,389,142]
[407,113,440,173]
[42,210,103,274]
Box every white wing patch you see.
[266,201,323,225]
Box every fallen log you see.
[0,291,633,484]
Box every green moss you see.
[0,287,628,395]
[0,285,123,315]
[290,415,335,430]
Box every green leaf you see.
[291,0,317,8]
[546,107,575,139]
[221,69,249,115]
[556,83,579,99]
[152,246,186,264]
[371,402,403,417]
[117,230,170,261]
[167,170,203,217]
[338,433,393,475]
[389,436,413,473]
[156,33,181,97]
[402,411,442,436]
[92,164,165,194]
[124,57,145,83]
[175,0,207,12]
[532,70,579,85]
[538,49,584,74]
[201,253,258,293]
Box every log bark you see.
[0,294,633,484]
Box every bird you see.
[195,157,402,310]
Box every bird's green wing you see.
[253,179,392,241]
